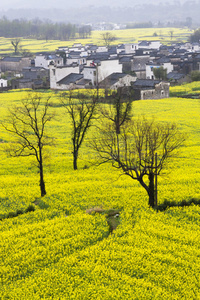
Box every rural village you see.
[1,39,200,100]
[1,0,200,295]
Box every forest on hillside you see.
[0,18,92,40]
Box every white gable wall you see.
[49,65,80,89]
[35,55,63,69]
[125,43,139,54]
[97,60,122,83]
[0,78,7,87]
[84,59,122,85]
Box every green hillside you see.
[0,88,200,299]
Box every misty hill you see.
[0,1,200,25]
[0,0,190,10]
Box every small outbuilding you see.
[132,79,170,100]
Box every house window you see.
[94,71,96,76]
[161,90,164,95]
[52,69,55,75]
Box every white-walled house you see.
[99,72,136,90]
[117,44,125,54]
[0,78,7,88]
[49,64,80,89]
[179,42,200,52]
[124,43,139,54]
[96,46,108,53]
[66,52,87,66]
[83,66,97,85]
[146,61,173,79]
[69,43,85,52]
[138,41,162,50]
[84,58,123,85]
[35,53,63,69]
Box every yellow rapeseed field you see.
[0,27,192,55]
[0,87,200,299]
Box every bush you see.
[190,70,200,82]
[25,204,35,213]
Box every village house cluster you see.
[1,40,200,100]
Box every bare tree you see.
[11,38,21,54]
[169,30,174,40]
[60,91,98,170]
[1,92,55,197]
[101,32,116,48]
[91,117,186,208]
[99,89,133,134]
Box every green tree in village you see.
[153,66,167,80]
[190,70,200,81]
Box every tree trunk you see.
[40,173,46,197]
[39,164,46,197]
[73,150,78,170]
[39,148,46,197]
[116,121,120,134]
[148,172,155,208]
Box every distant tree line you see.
[126,22,153,29]
[0,17,92,41]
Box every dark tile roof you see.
[57,73,83,85]
[88,53,110,61]
[135,50,150,56]
[88,45,98,50]
[119,56,133,63]
[76,78,91,86]
[2,56,22,62]
[23,66,46,71]
[108,47,117,54]
[133,79,161,88]
[99,72,129,86]
[156,56,171,64]
[46,54,59,60]
[117,44,125,49]
[12,78,32,83]
[167,72,185,80]
[139,41,150,47]
[173,49,187,54]
[69,51,82,56]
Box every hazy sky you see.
[0,0,186,10]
